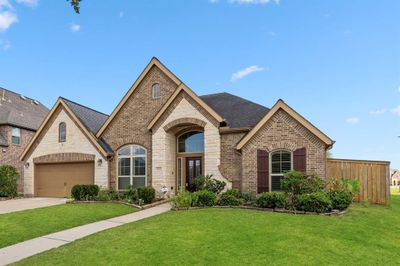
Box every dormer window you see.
[59,122,66,142]
[152,83,161,99]
[12,127,20,145]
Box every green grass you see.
[15,195,400,266]
[0,203,136,248]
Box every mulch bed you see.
[171,205,348,216]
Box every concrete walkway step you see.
[0,203,171,265]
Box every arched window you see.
[270,150,292,191]
[178,131,204,153]
[117,145,147,190]
[59,122,66,142]
[152,83,161,99]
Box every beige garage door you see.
[35,162,94,197]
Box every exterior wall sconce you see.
[25,162,30,168]
[97,159,103,166]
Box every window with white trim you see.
[117,145,147,190]
[152,83,161,99]
[11,127,20,145]
[270,150,292,191]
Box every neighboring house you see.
[21,58,334,197]
[391,170,399,186]
[0,88,48,192]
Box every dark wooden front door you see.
[186,157,202,192]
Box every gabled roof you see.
[61,98,109,135]
[0,87,48,131]
[147,83,225,130]
[20,98,110,161]
[96,57,182,138]
[200,92,269,128]
[236,99,335,150]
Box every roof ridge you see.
[0,86,45,105]
[60,97,109,117]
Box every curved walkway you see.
[0,203,171,265]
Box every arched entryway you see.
[176,130,204,192]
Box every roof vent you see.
[20,95,27,100]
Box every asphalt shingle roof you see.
[200,92,269,128]
[0,87,49,131]
[62,98,109,135]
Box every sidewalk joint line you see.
[41,236,71,243]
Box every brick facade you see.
[100,66,179,190]
[0,125,35,192]
[241,109,327,193]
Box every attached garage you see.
[34,162,94,197]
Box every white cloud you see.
[0,0,17,32]
[229,0,279,4]
[346,117,360,124]
[16,0,38,7]
[0,38,10,50]
[231,65,265,82]
[369,109,386,115]
[70,23,80,32]
[392,105,400,116]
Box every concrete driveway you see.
[0,198,67,214]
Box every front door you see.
[186,157,202,192]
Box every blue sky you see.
[1,0,399,168]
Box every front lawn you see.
[14,194,400,265]
[0,203,136,248]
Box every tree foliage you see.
[67,0,81,14]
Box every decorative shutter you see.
[293,148,307,173]
[257,150,269,193]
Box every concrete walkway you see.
[0,203,171,265]
[0,198,67,214]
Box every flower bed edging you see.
[171,205,348,216]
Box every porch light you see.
[97,158,103,166]
[25,162,30,168]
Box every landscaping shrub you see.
[224,189,241,198]
[124,185,138,202]
[328,190,352,210]
[195,174,226,194]
[0,165,18,198]
[137,187,155,204]
[282,171,325,195]
[193,190,217,207]
[241,192,256,205]
[327,177,360,198]
[96,190,112,201]
[71,184,99,201]
[172,191,193,208]
[218,192,242,206]
[295,192,332,213]
[256,192,288,209]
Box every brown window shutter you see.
[257,149,269,193]
[293,148,307,173]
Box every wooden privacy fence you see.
[327,158,390,205]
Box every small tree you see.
[0,165,18,198]
[67,0,82,14]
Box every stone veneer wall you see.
[0,125,35,192]
[100,66,178,190]
[219,132,246,189]
[241,109,326,193]
[23,109,108,196]
[152,93,231,196]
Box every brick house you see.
[0,88,48,192]
[21,58,334,197]
[391,170,399,186]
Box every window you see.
[178,131,204,153]
[11,127,20,145]
[59,122,66,142]
[270,150,292,191]
[117,145,147,190]
[152,83,161,99]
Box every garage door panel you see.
[35,162,94,197]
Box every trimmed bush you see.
[195,174,226,194]
[96,190,112,201]
[295,192,332,213]
[241,192,256,205]
[224,189,241,198]
[218,193,242,206]
[193,190,217,207]
[282,171,325,196]
[124,185,138,202]
[256,192,288,209]
[0,165,18,198]
[71,184,99,201]
[328,190,352,210]
[137,187,156,204]
[172,191,193,208]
